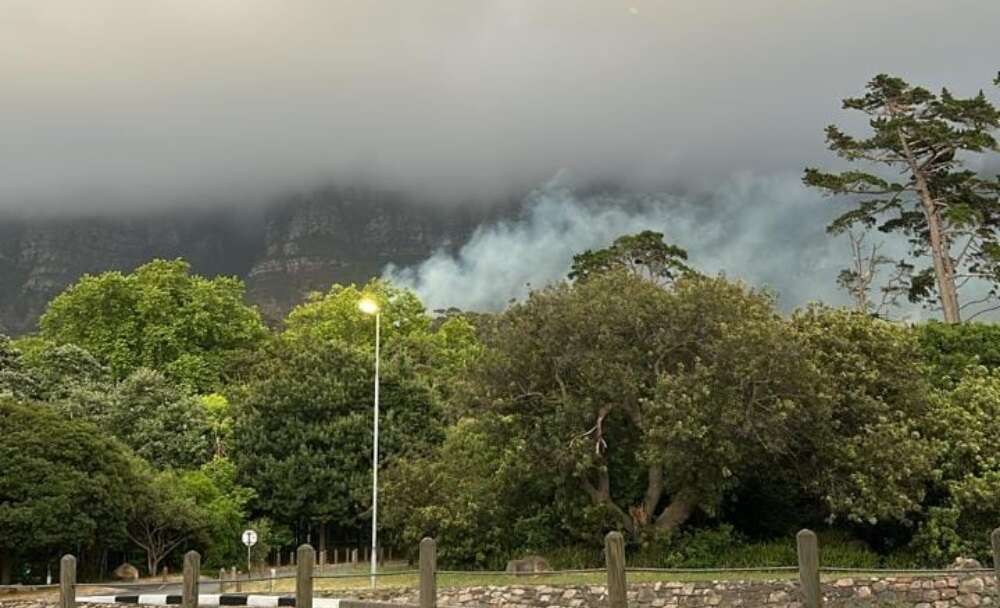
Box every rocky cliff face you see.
[0,187,510,335]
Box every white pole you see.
[370,312,380,589]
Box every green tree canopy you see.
[917,321,1000,386]
[39,259,266,391]
[464,273,935,540]
[569,230,693,286]
[914,367,1000,563]
[109,368,214,469]
[231,335,442,547]
[128,457,253,575]
[804,74,1000,322]
[0,399,138,584]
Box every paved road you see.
[99,578,223,596]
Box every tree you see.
[569,230,693,286]
[0,398,138,584]
[790,307,936,524]
[837,231,909,316]
[468,273,936,540]
[913,367,1000,563]
[469,272,818,537]
[278,279,481,412]
[804,74,1000,322]
[110,368,213,469]
[231,336,441,552]
[0,335,35,400]
[39,259,266,390]
[383,415,592,568]
[917,321,1000,387]
[127,458,251,575]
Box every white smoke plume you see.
[385,171,867,312]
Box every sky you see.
[3,0,1000,310]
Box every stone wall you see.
[350,574,998,608]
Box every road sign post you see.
[242,529,259,576]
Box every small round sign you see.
[242,529,258,547]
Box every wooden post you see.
[797,529,822,608]
[231,567,239,593]
[297,544,315,608]
[992,528,999,600]
[218,568,226,593]
[182,551,200,608]
[333,548,338,565]
[605,532,627,608]
[419,538,437,608]
[59,554,76,608]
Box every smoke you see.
[3,0,999,212]
[385,171,864,311]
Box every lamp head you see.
[358,298,380,315]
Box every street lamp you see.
[358,297,380,588]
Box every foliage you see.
[917,321,1000,386]
[128,457,253,574]
[39,259,266,391]
[569,230,693,286]
[913,368,1000,563]
[383,415,599,568]
[790,307,935,524]
[110,368,213,469]
[0,335,35,400]
[231,335,441,540]
[469,272,826,538]
[0,398,138,581]
[280,279,480,405]
[804,73,1000,322]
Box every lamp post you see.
[358,297,380,589]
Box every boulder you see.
[505,555,551,575]
[949,558,984,570]
[113,562,140,581]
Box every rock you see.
[856,586,872,598]
[957,594,982,608]
[112,562,140,581]
[505,555,551,575]
[834,578,855,587]
[961,578,986,593]
[951,557,985,570]
[768,591,790,602]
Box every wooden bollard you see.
[60,555,76,608]
[231,567,240,593]
[297,545,315,608]
[605,532,627,608]
[419,538,437,608]
[182,551,200,608]
[992,528,999,600]
[797,529,822,608]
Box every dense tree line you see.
[1,72,999,582]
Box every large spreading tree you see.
[804,74,1000,322]
[462,272,934,540]
[39,259,266,390]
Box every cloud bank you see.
[3,0,999,211]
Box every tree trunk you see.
[149,552,161,578]
[0,550,13,585]
[318,521,327,558]
[653,491,695,532]
[899,126,961,323]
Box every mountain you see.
[0,186,514,335]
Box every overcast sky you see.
[3,0,998,211]
[3,1,999,311]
